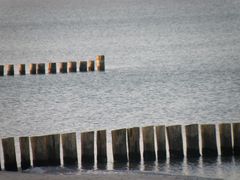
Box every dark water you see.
[0,0,240,179]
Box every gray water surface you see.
[0,0,240,179]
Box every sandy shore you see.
[0,171,222,180]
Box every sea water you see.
[0,0,240,179]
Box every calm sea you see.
[0,0,240,179]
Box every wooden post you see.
[201,124,218,157]
[79,61,87,72]
[156,125,166,160]
[61,133,78,166]
[37,63,45,74]
[96,55,105,71]
[19,64,26,75]
[31,134,60,166]
[97,130,107,163]
[2,137,17,171]
[233,123,240,156]
[127,127,141,162]
[142,126,156,161]
[81,131,94,165]
[0,65,4,76]
[31,135,48,166]
[59,62,67,73]
[46,134,60,166]
[19,137,31,170]
[87,60,95,71]
[48,63,57,74]
[111,128,128,162]
[29,64,37,75]
[68,61,77,73]
[219,123,233,156]
[185,124,200,158]
[166,125,184,159]
[6,64,14,76]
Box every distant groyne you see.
[0,122,239,171]
[0,55,105,76]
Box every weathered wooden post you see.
[233,123,240,156]
[97,130,107,163]
[19,64,26,75]
[46,134,60,166]
[61,133,78,166]
[156,125,166,160]
[2,137,18,171]
[48,63,57,74]
[31,134,60,166]
[0,65,4,76]
[68,61,77,73]
[166,125,184,159]
[111,128,128,162]
[37,63,45,74]
[59,62,67,73]
[127,127,141,162]
[87,60,95,71]
[96,55,105,71]
[219,123,233,156]
[6,64,14,76]
[185,124,200,158]
[29,64,37,74]
[19,137,31,170]
[81,131,94,165]
[142,126,156,161]
[79,61,87,72]
[31,135,47,166]
[201,124,218,157]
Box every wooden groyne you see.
[0,122,239,171]
[0,55,105,76]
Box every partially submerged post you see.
[201,124,218,157]
[79,61,87,72]
[142,126,156,161]
[19,137,31,170]
[68,61,77,73]
[97,130,107,164]
[19,64,26,75]
[37,63,45,74]
[59,62,67,73]
[185,124,200,158]
[111,128,128,162]
[2,137,18,171]
[96,55,105,71]
[6,64,14,76]
[0,65,4,76]
[29,64,37,74]
[31,135,48,166]
[46,134,60,166]
[233,123,240,156]
[61,133,78,166]
[127,127,141,162]
[166,125,184,159]
[31,134,60,166]
[87,60,94,71]
[81,131,94,165]
[48,63,57,74]
[219,123,233,156]
[156,125,166,160]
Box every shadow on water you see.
[220,156,234,163]
[144,161,156,171]
[97,163,107,170]
[113,162,128,170]
[81,163,94,170]
[129,162,141,171]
